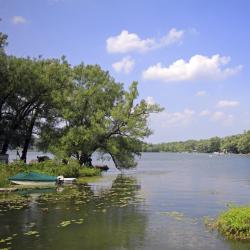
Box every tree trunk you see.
[1,138,9,155]
[109,152,120,170]
[1,122,21,154]
[0,101,41,155]
[20,111,38,163]
[79,153,93,167]
[20,138,29,163]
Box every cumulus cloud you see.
[112,56,135,74]
[216,100,240,108]
[149,108,195,128]
[196,90,206,96]
[199,110,210,116]
[142,54,242,82]
[199,109,234,126]
[12,16,27,24]
[106,28,184,53]
[160,28,184,47]
[211,111,234,126]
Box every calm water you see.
[1,152,250,250]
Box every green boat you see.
[9,172,57,186]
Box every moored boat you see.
[9,172,57,186]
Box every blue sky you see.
[1,0,250,143]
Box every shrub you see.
[28,159,81,177]
[79,167,101,177]
[213,206,250,240]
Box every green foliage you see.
[142,131,250,154]
[0,24,8,51]
[79,167,101,177]
[213,206,250,240]
[0,52,72,158]
[237,131,250,154]
[44,65,162,168]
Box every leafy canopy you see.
[45,64,162,168]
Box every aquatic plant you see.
[207,206,250,240]
[58,218,84,228]
[24,230,40,237]
[160,211,185,220]
[0,193,30,211]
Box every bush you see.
[79,167,101,177]
[213,206,250,240]
[28,159,81,177]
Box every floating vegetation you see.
[75,218,84,224]
[0,194,30,212]
[0,234,18,249]
[38,186,90,203]
[58,218,84,228]
[58,220,71,227]
[160,211,185,220]
[24,230,40,237]
[203,216,216,230]
[0,237,12,244]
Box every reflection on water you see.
[0,175,147,250]
[1,153,250,249]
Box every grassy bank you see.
[206,205,250,240]
[0,160,101,188]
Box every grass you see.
[0,160,101,188]
[79,167,101,177]
[206,205,250,240]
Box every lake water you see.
[1,152,250,250]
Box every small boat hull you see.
[11,180,56,186]
[63,178,76,184]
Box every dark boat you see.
[94,165,109,171]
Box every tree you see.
[0,55,72,160]
[237,131,250,154]
[221,135,240,153]
[0,20,8,52]
[44,64,162,168]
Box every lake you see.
[1,152,250,250]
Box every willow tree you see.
[47,64,162,169]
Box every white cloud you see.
[199,110,210,116]
[216,100,240,108]
[12,16,27,25]
[106,28,184,53]
[145,96,155,105]
[112,56,135,74]
[160,28,184,47]
[199,109,234,126]
[211,111,234,126]
[142,54,242,82]
[196,90,206,96]
[149,108,195,128]
[107,30,154,53]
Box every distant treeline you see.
[142,131,250,154]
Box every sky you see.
[0,0,250,143]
